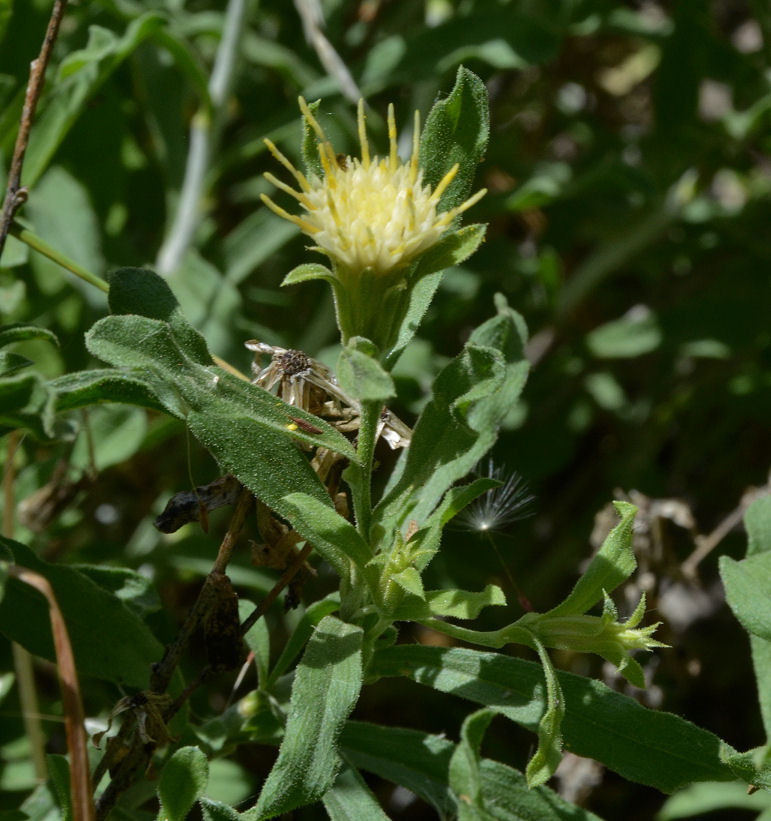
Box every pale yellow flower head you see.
[260,98,486,278]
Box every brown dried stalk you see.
[10,567,94,821]
[0,0,70,260]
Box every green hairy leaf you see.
[370,645,740,792]
[375,295,528,530]
[419,66,490,214]
[721,495,771,739]
[322,763,390,821]
[545,500,638,618]
[252,616,363,818]
[341,721,601,820]
[157,746,210,821]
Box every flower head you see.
[260,98,486,279]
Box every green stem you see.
[351,401,380,540]
[420,617,535,651]
[9,222,109,293]
[156,0,251,274]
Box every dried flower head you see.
[246,340,411,449]
[260,98,486,278]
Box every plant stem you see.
[350,402,380,540]
[0,0,70,261]
[9,222,109,293]
[155,0,250,274]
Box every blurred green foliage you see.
[1,1,770,818]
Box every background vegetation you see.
[1,1,769,818]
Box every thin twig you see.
[149,487,254,693]
[240,541,313,635]
[682,482,770,579]
[0,0,70,261]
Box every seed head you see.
[459,460,535,534]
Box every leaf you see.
[0,537,163,689]
[0,372,73,441]
[74,564,161,618]
[658,781,771,820]
[341,721,601,821]
[525,640,565,788]
[253,616,363,819]
[390,566,425,599]
[545,501,638,618]
[375,296,528,531]
[47,755,72,821]
[281,492,372,575]
[85,270,357,524]
[157,746,209,821]
[267,595,340,688]
[26,167,104,306]
[449,709,495,819]
[722,496,771,738]
[322,763,390,821]
[336,344,394,405]
[394,584,505,622]
[586,311,662,358]
[50,369,166,415]
[0,323,59,349]
[720,552,771,641]
[300,98,324,179]
[239,599,270,689]
[281,262,336,287]
[746,495,771,557]
[0,351,34,377]
[419,66,489,214]
[199,797,244,821]
[369,645,739,792]
[107,266,211,365]
[340,721,454,817]
[412,224,487,279]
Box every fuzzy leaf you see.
[281,262,336,287]
[412,224,487,279]
[449,709,495,819]
[419,66,489,214]
[341,721,602,820]
[370,645,741,792]
[375,297,528,531]
[322,763,390,821]
[337,344,394,404]
[545,501,638,618]
[0,323,59,349]
[394,584,506,621]
[157,746,209,821]
[253,616,363,818]
[280,492,372,575]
